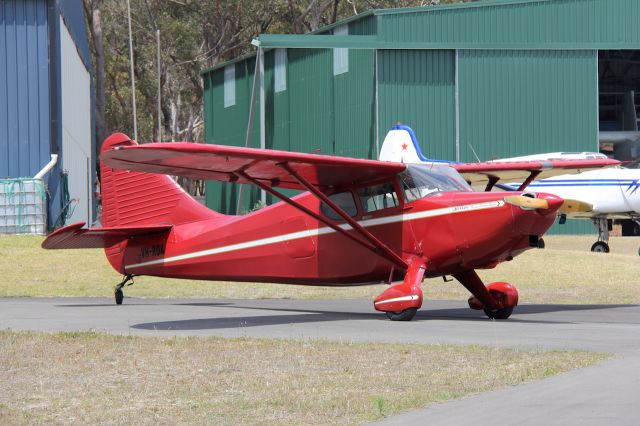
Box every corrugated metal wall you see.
[377,49,456,160]
[202,0,639,235]
[458,49,598,160]
[203,19,377,214]
[204,59,260,214]
[457,48,598,235]
[0,0,50,178]
[60,14,92,225]
[378,0,640,48]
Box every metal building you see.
[0,0,95,231]
[201,0,640,234]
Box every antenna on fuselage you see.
[468,143,481,163]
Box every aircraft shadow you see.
[57,302,234,308]
[130,302,627,331]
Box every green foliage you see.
[85,0,468,144]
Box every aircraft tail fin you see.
[99,133,221,228]
[378,124,431,163]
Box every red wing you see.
[454,159,620,189]
[42,222,172,249]
[101,143,407,190]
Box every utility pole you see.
[126,0,138,140]
[156,28,161,141]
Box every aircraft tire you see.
[590,241,610,253]
[115,288,124,305]
[385,307,418,321]
[484,307,513,320]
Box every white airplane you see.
[379,124,639,255]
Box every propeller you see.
[504,195,592,213]
[504,195,549,210]
[558,199,593,214]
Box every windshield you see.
[399,163,471,202]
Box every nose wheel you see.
[590,241,610,253]
[591,218,611,254]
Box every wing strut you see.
[278,162,408,270]
[235,170,387,260]
[517,170,541,191]
[485,175,499,192]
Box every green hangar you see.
[201,0,640,235]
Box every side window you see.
[357,182,399,213]
[320,192,357,220]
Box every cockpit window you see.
[321,192,358,220]
[399,163,471,202]
[357,182,399,213]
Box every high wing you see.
[453,159,620,191]
[42,222,172,249]
[102,143,406,190]
[102,142,409,269]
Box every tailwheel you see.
[114,274,134,305]
[591,241,610,253]
[385,308,418,322]
[484,306,513,320]
[115,288,124,305]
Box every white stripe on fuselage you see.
[125,200,505,270]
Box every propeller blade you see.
[504,195,549,210]
[559,199,593,214]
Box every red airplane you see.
[43,133,618,321]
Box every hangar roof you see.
[204,0,640,74]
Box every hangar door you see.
[60,16,93,225]
[458,49,598,235]
[457,50,598,161]
[377,50,456,160]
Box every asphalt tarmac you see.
[1,297,639,425]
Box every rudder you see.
[100,133,219,228]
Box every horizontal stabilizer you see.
[42,222,172,250]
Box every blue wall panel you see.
[0,0,50,179]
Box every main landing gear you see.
[591,218,610,253]
[454,270,519,320]
[374,260,519,321]
[374,258,425,321]
[114,274,134,305]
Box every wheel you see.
[484,306,513,320]
[385,307,418,321]
[537,238,545,249]
[115,288,124,305]
[591,241,610,253]
[637,246,640,257]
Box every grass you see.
[2,234,640,304]
[0,330,609,425]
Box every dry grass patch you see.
[3,235,640,304]
[0,330,608,425]
[425,236,640,304]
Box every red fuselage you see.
[106,189,561,285]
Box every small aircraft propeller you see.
[504,195,592,214]
[558,199,593,214]
[504,195,550,210]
